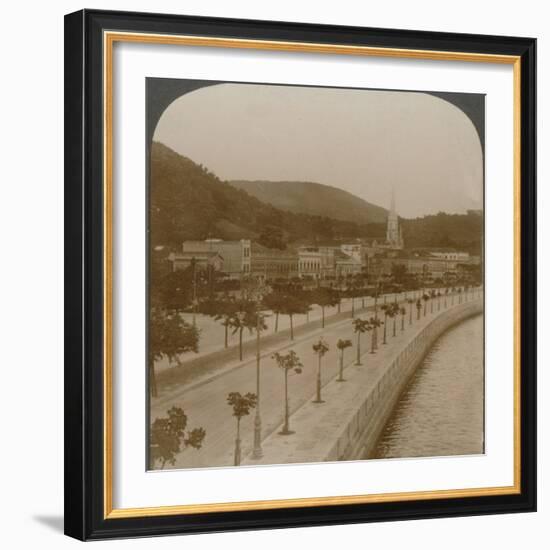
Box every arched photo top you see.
[148,79,484,218]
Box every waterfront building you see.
[298,246,335,279]
[250,244,299,281]
[169,250,224,273]
[181,239,251,278]
[335,249,363,277]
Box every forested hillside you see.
[150,142,379,249]
[150,141,483,255]
[229,180,387,224]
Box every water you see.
[373,314,484,459]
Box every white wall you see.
[0,0,545,548]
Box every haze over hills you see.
[150,142,381,250]
[229,180,387,225]
[150,141,482,255]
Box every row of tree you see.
[150,284,481,467]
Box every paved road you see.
[150,289,465,470]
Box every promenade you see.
[150,288,481,469]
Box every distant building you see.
[181,239,251,278]
[340,243,363,263]
[298,246,335,279]
[370,253,473,281]
[335,249,363,277]
[250,244,299,281]
[385,188,404,250]
[169,251,224,273]
[430,251,470,261]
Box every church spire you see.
[386,186,403,249]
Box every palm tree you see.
[227,392,257,466]
[380,304,389,344]
[422,293,430,317]
[369,317,383,353]
[388,303,399,337]
[352,318,371,365]
[312,338,329,403]
[336,339,352,382]
[400,306,406,331]
[429,290,436,313]
[407,298,415,325]
[311,287,339,329]
[229,306,267,362]
[263,291,286,333]
[272,350,303,435]
[213,295,237,348]
[281,293,311,341]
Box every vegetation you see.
[311,287,340,329]
[151,143,482,257]
[312,338,330,404]
[352,318,371,366]
[151,142,381,251]
[150,406,205,469]
[229,179,387,225]
[227,392,257,466]
[272,351,304,435]
[149,307,200,397]
[336,339,353,382]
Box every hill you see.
[150,142,380,250]
[229,180,387,224]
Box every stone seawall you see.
[243,298,483,466]
[331,300,483,461]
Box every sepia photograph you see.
[147,79,485,471]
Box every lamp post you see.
[251,282,268,460]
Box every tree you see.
[369,317,383,354]
[281,293,311,341]
[263,290,287,333]
[227,392,257,466]
[352,318,371,365]
[416,299,422,320]
[387,303,400,337]
[151,268,194,313]
[311,287,339,329]
[212,295,238,348]
[229,303,267,362]
[272,350,304,435]
[257,225,286,250]
[422,293,430,316]
[150,406,205,469]
[391,263,408,284]
[380,304,389,344]
[149,307,200,397]
[407,298,415,325]
[336,339,353,382]
[347,280,364,318]
[430,290,436,313]
[312,338,330,404]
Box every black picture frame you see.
[64,8,536,541]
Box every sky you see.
[153,83,483,219]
